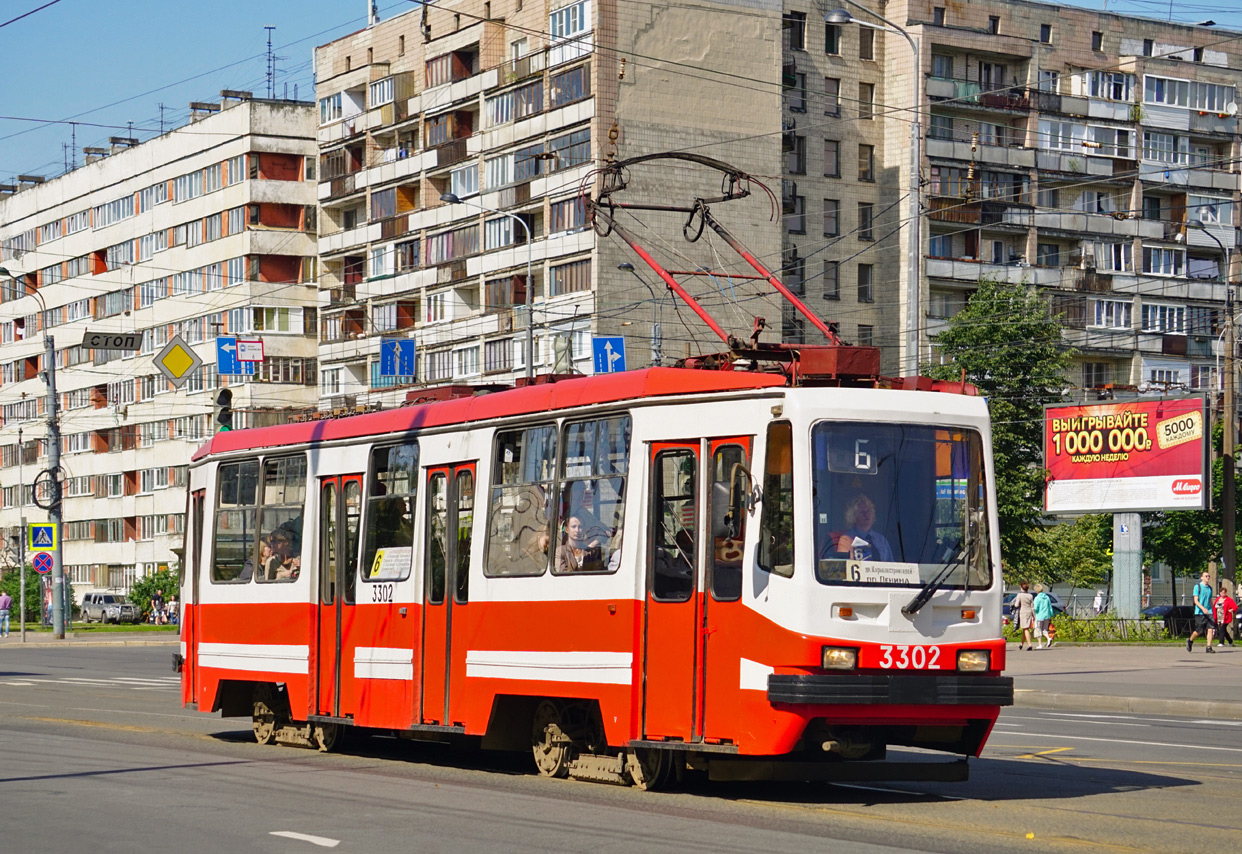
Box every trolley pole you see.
[43,329,65,639]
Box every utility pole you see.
[42,326,64,638]
[18,426,25,642]
[1224,284,1236,587]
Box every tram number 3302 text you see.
[371,584,394,603]
[877,645,942,670]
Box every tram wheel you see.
[252,698,278,745]
[531,700,572,778]
[313,722,343,753]
[626,747,672,791]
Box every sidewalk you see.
[1006,641,1242,720]
[0,629,180,648]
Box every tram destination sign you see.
[82,329,142,350]
[1044,396,1208,514]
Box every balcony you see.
[925,257,1065,286]
[979,90,1029,111]
[925,137,1035,168]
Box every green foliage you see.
[923,276,1073,576]
[129,569,178,620]
[1143,418,1237,576]
[1027,514,1112,589]
[0,567,43,622]
[1003,614,1167,642]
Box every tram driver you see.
[830,493,893,563]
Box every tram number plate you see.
[877,645,942,670]
[371,583,394,603]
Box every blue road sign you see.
[33,552,52,574]
[216,337,254,376]
[592,336,627,374]
[380,338,417,377]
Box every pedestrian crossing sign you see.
[28,523,57,551]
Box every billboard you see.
[1045,397,1209,513]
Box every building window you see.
[929,113,953,140]
[1092,299,1132,329]
[989,16,1000,35]
[783,11,806,51]
[928,233,951,257]
[859,27,874,61]
[1037,70,1058,93]
[823,261,839,300]
[931,54,953,79]
[857,324,875,346]
[1091,31,1103,51]
[823,139,840,177]
[550,65,589,108]
[823,199,840,236]
[1039,24,1052,44]
[857,202,874,241]
[551,259,591,296]
[1036,243,1060,266]
[858,82,874,119]
[858,264,874,302]
[825,23,840,56]
[1141,303,1185,333]
[787,72,807,112]
[484,338,512,373]
[858,144,874,182]
[788,196,806,234]
[1142,247,1184,277]
[1143,39,1153,57]
[787,135,806,174]
[319,92,342,125]
[824,77,840,116]
[1083,362,1111,388]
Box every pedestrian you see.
[1187,571,1217,653]
[1013,582,1036,651]
[1093,589,1106,615]
[0,588,11,638]
[1033,584,1055,649]
[1214,585,1236,647]
[151,588,165,625]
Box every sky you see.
[1,0,1242,182]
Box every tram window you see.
[343,479,362,603]
[362,442,419,583]
[427,473,448,604]
[256,456,307,584]
[484,424,557,577]
[213,459,259,583]
[455,469,474,603]
[554,415,631,574]
[710,444,747,600]
[650,449,696,602]
[320,482,338,605]
[758,421,795,578]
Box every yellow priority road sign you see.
[155,334,203,390]
[29,523,57,551]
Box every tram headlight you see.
[957,650,991,672]
[821,646,858,670]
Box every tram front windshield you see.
[811,422,992,590]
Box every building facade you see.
[0,97,320,592]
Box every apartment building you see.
[781,0,1242,387]
[313,0,785,405]
[0,96,320,592]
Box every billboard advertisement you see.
[1045,397,1209,514]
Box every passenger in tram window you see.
[833,494,893,562]
[555,514,603,573]
[566,481,610,546]
[268,525,303,581]
[240,537,273,582]
[374,496,414,547]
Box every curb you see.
[1014,688,1242,721]
[0,638,179,648]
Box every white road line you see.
[1036,711,1242,727]
[993,731,1242,753]
[269,831,340,848]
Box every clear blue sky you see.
[1,0,1240,182]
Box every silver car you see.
[82,592,141,624]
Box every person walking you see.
[1033,585,1055,649]
[0,589,11,638]
[1214,585,1236,647]
[1013,582,1036,651]
[1188,571,1216,653]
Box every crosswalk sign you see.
[29,523,57,551]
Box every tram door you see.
[643,442,703,741]
[420,463,476,725]
[181,489,206,708]
[316,475,363,718]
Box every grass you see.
[13,622,178,634]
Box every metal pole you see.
[1225,275,1235,586]
[18,426,24,642]
[44,330,64,638]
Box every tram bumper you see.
[767,673,1014,706]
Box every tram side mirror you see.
[726,463,758,531]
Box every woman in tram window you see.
[555,514,602,573]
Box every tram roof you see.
[192,367,789,461]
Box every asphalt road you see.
[1,647,1238,853]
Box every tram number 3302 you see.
[877,644,942,670]
[371,584,394,603]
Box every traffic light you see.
[214,388,233,432]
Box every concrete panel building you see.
[0,97,320,593]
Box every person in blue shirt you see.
[834,494,894,562]
[1187,571,1216,653]
[1033,585,1055,649]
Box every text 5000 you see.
[877,645,942,670]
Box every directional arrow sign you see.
[215,337,254,376]
[592,336,626,374]
[380,338,417,377]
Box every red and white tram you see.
[177,359,1012,786]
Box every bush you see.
[1004,614,1169,643]
[0,568,43,623]
[129,569,178,621]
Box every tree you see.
[129,568,178,622]
[1029,515,1112,596]
[0,567,44,623]
[924,276,1073,576]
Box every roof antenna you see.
[265,26,276,99]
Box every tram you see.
[176,354,1012,786]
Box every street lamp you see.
[618,263,663,366]
[440,193,534,381]
[825,3,922,375]
[1184,220,1236,586]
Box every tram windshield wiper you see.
[901,555,963,617]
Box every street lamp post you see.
[440,193,534,381]
[826,3,921,375]
[618,262,662,366]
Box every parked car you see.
[1002,590,1066,619]
[81,592,141,624]
[1141,604,1197,637]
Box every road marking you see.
[993,732,1242,753]
[1015,747,1075,759]
[270,831,340,848]
[1040,711,1242,727]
